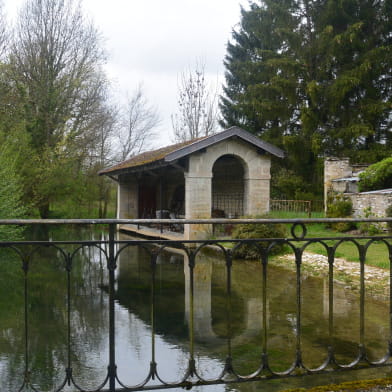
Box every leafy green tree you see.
[9,0,109,217]
[220,0,391,198]
[0,140,28,240]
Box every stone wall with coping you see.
[348,191,392,218]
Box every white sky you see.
[3,0,247,147]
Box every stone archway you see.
[211,155,245,218]
[184,138,271,239]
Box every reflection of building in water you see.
[116,240,265,347]
[184,256,215,340]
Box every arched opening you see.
[212,155,245,218]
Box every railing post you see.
[22,255,30,388]
[327,246,335,363]
[359,244,366,359]
[295,248,303,368]
[225,250,233,374]
[108,223,117,391]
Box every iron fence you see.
[270,200,324,216]
[0,218,392,392]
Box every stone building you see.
[100,126,284,239]
[324,157,392,218]
[324,158,368,202]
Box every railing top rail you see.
[0,217,391,225]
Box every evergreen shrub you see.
[358,157,392,192]
[231,215,287,259]
[326,192,354,232]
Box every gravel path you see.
[275,251,390,299]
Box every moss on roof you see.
[100,138,205,175]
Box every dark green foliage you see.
[358,157,392,192]
[270,166,323,200]
[220,0,392,198]
[358,207,383,235]
[0,142,27,240]
[231,215,288,259]
[386,204,392,233]
[326,192,354,232]
[326,193,353,218]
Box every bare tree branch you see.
[0,1,8,59]
[172,61,219,142]
[114,85,161,162]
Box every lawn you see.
[268,211,391,269]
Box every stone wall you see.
[349,191,392,218]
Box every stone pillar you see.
[324,157,352,211]
[244,156,271,216]
[244,178,270,215]
[117,177,138,219]
[184,174,212,240]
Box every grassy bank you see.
[284,377,392,392]
[267,212,390,270]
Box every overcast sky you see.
[3,0,247,147]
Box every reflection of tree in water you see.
[116,245,189,341]
[0,228,111,391]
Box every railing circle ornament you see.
[291,222,307,240]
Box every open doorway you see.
[212,155,245,218]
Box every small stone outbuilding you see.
[100,126,284,240]
[324,157,392,218]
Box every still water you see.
[0,227,391,391]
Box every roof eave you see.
[100,159,171,177]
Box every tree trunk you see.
[39,200,50,219]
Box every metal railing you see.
[0,218,392,392]
[270,200,324,216]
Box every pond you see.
[0,227,391,391]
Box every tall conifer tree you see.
[220,0,391,198]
